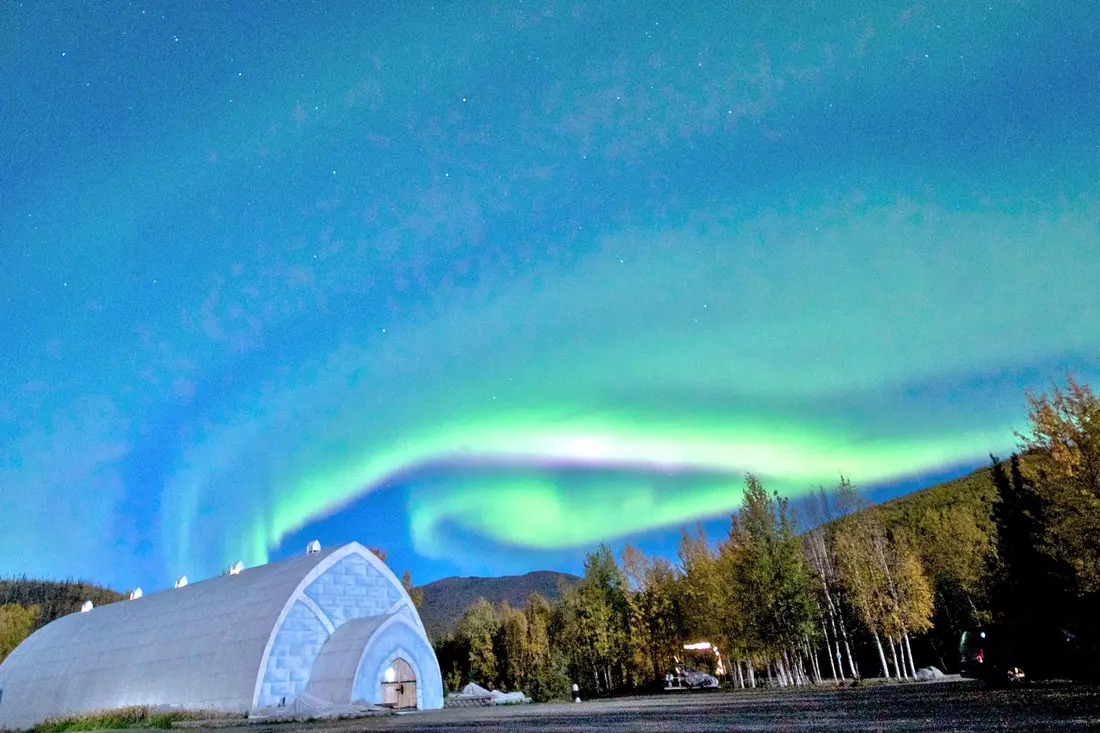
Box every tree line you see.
[433,473,934,698]
[433,378,1100,699]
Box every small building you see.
[0,542,443,729]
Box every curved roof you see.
[306,614,391,703]
[0,542,421,729]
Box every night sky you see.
[2,1,1099,592]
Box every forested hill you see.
[873,465,996,532]
[821,463,998,670]
[0,578,124,630]
[417,570,581,639]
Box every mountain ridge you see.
[416,569,581,639]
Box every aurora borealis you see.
[2,1,1099,590]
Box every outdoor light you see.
[384,666,396,683]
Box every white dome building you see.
[0,542,442,730]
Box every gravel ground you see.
[226,680,1100,733]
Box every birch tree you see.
[803,482,860,680]
[835,496,936,680]
[834,508,892,677]
[889,537,935,677]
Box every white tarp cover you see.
[249,692,384,720]
[457,683,493,697]
[490,690,529,704]
[916,666,946,681]
[450,683,528,704]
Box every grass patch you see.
[31,707,242,733]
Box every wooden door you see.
[397,680,417,709]
[381,658,417,709]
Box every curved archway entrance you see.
[348,614,443,709]
[381,658,416,709]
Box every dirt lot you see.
[227,680,1100,733]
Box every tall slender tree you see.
[803,482,860,680]
[834,504,892,677]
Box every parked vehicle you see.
[664,666,719,690]
[960,623,1099,684]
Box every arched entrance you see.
[349,614,443,709]
[380,658,416,709]
[306,615,440,710]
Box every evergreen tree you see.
[0,578,123,630]
[988,453,1066,624]
[717,513,755,682]
[432,633,467,692]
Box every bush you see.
[31,706,241,733]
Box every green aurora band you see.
[254,413,1006,564]
[160,197,1099,574]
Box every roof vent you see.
[81,601,94,613]
[175,576,188,588]
[229,561,244,575]
[129,588,143,600]
[306,540,321,555]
